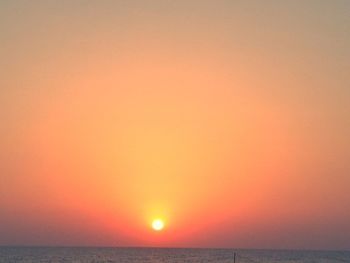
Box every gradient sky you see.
[1,0,349,249]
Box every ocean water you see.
[0,247,349,263]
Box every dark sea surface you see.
[0,247,349,263]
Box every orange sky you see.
[1,1,349,249]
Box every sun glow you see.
[152,219,164,231]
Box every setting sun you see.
[152,219,165,231]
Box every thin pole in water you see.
[233,251,236,263]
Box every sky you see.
[0,0,349,250]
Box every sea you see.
[0,247,349,263]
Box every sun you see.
[152,219,164,231]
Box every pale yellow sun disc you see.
[152,219,164,231]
